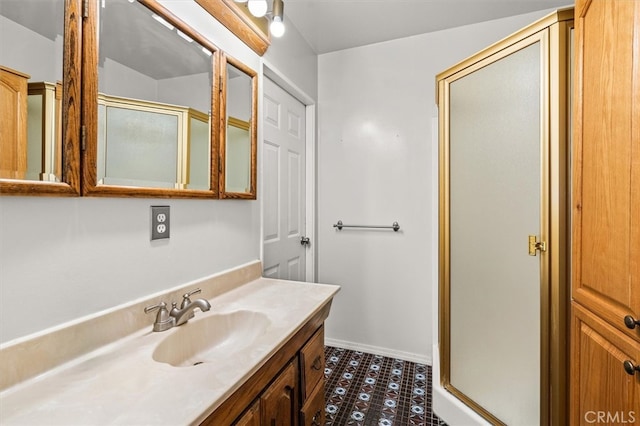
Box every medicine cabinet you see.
[81,0,220,198]
[1,0,259,200]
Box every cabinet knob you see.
[623,360,640,376]
[624,315,640,330]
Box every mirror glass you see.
[222,61,256,198]
[0,0,65,183]
[94,0,214,192]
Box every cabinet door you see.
[300,381,325,426]
[571,303,640,425]
[573,0,640,340]
[300,327,324,401]
[261,360,298,426]
[233,400,260,426]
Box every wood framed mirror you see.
[81,0,220,198]
[0,0,81,196]
[219,54,257,199]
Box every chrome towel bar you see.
[333,220,400,232]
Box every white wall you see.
[158,73,211,113]
[317,9,560,363]
[99,58,158,100]
[264,20,318,103]
[0,0,316,345]
[0,15,61,82]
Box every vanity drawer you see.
[300,380,325,426]
[300,326,324,400]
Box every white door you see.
[262,78,307,280]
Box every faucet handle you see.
[181,288,202,308]
[183,288,202,299]
[144,302,175,332]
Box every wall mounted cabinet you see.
[1,0,259,200]
[571,0,640,421]
[81,0,221,198]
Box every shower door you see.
[437,12,572,425]
[442,35,544,426]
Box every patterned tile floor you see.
[324,346,444,426]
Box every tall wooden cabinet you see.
[571,0,640,423]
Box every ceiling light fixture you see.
[236,0,286,38]
[247,0,268,18]
[269,0,285,37]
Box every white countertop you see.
[0,277,339,425]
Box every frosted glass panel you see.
[103,106,178,188]
[187,116,210,190]
[449,41,541,425]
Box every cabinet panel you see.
[261,360,298,426]
[300,327,324,401]
[300,381,325,426]
[233,400,260,426]
[573,0,640,339]
[571,303,640,425]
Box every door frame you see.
[259,61,316,283]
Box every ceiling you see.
[283,0,572,54]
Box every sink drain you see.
[193,361,204,366]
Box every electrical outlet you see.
[151,206,170,240]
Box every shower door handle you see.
[528,235,546,256]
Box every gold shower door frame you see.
[436,10,573,426]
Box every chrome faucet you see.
[169,288,211,326]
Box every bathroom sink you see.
[152,310,270,367]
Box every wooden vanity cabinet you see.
[571,0,640,421]
[200,304,330,426]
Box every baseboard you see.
[325,338,432,365]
